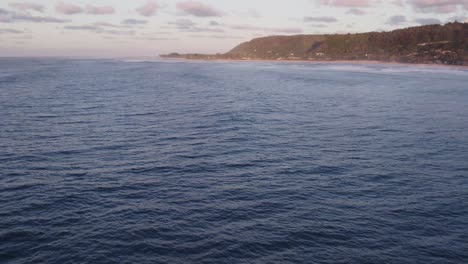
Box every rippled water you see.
[1,58,468,264]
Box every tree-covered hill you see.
[162,22,468,65]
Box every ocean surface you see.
[1,58,467,264]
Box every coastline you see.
[160,57,468,70]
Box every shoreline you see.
[160,57,468,70]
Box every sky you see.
[0,0,467,57]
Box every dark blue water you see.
[1,58,467,264]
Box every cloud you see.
[137,36,177,41]
[270,27,303,33]
[408,0,468,13]
[190,34,243,39]
[414,18,442,25]
[177,1,223,17]
[0,8,11,22]
[319,0,372,7]
[15,14,70,23]
[304,16,338,23]
[93,22,125,28]
[387,15,407,25]
[56,2,116,15]
[169,19,196,29]
[0,28,24,34]
[65,25,99,30]
[9,2,44,12]
[136,2,159,17]
[0,9,70,23]
[169,18,224,32]
[86,5,115,15]
[447,15,467,22]
[230,24,302,34]
[56,2,83,15]
[186,27,224,33]
[347,8,366,15]
[307,24,329,28]
[64,24,135,35]
[122,19,148,25]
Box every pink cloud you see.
[136,2,159,17]
[86,5,115,15]
[177,1,223,17]
[320,0,372,7]
[9,2,44,12]
[56,2,83,15]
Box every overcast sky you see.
[0,0,467,57]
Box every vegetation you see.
[162,22,468,65]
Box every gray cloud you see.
[64,22,136,35]
[169,19,225,33]
[190,34,243,39]
[414,18,442,25]
[138,37,177,41]
[12,14,70,23]
[169,19,196,29]
[0,8,10,15]
[304,16,338,23]
[122,19,148,25]
[347,8,366,15]
[0,28,24,34]
[230,24,302,34]
[0,8,70,23]
[65,25,99,30]
[307,24,329,28]
[387,15,407,25]
[447,15,467,22]
[408,0,468,14]
[185,27,224,33]
[93,22,126,28]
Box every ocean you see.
[1,58,467,264]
